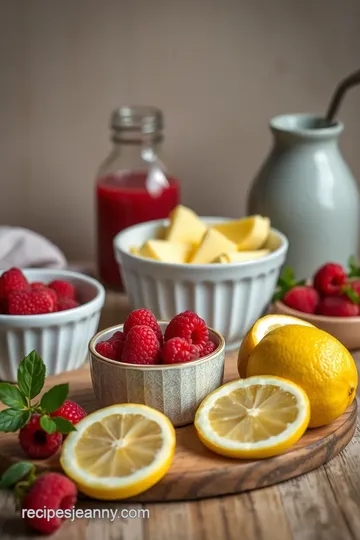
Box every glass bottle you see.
[96,106,180,289]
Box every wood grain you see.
[0,353,356,502]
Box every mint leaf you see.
[282,266,294,284]
[0,462,34,489]
[17,351,46,400]
[348,255,360,278]
[0,383,26,409]
[51,416,76,434]
[342,285,360,304]
[0,409,30,432]
[40,384,69,414]
[39,416,57,434]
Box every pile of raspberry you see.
[0,267,80,315]
[96,309,217,365]
[278,261,360,317]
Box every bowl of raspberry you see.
[0,267,105,381]
[113,217,288,350]
[273,259,360,350]
[89,309,226,426]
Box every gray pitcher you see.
[247,114,359,279]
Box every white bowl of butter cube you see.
[114,206,288,350]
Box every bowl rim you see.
[275,300,360,323]
[0,268,105,322]
[113,217,289,270]
[89,321,226,370]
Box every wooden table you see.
[0,292,359,540]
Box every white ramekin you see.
[0,269,105,381]
[113,217,288,350]
[89,322,226,427]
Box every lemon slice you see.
[60,404,176,500]
[238,314,314,378]
[195,376,310,459]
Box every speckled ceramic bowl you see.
[88,322,226,426]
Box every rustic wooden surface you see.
[0,292,360,539]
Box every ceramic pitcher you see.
[247,114,359,279]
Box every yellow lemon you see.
[238,314,314,378]
[60,404,175,500]
[194,376,310,459]
[246,325,358,428]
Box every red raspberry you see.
[162,337,200,364]
[200,340,217,357]
[19,415,62,459]
[49,280,76,300]
[56,298,80,311]
[31,283,58,304]
[164,310,209,351]
[8,289,55,315]
[317,296,359,317]
[123,308,163,344]
[348,280,360,296]
[95,340,118,360]
[109,330,125,360]
[0,268,29,309]
[50,400,87,425]
[313,263,346,296]
[21,472,77,535]
[122,325,161,365]
[283,286,319,314]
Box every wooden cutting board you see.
[0,352,356,502]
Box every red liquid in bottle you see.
[96,171,180,289]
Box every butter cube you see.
[212,249,270,263]
[189,228,237,264]
[213,215,270,250]
[139,240,193,263]
[165,205,207,245]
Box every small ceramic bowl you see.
[0,269,105,381]
[274,300,360,350]
[89,322,226,426]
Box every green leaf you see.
[0,383,27,409]
[39,415,57,434]
[348,255,360,278]
[40,384,69,414]
[0,409,30,432]
[51,416,77,434]
[17,351,46,400]
[281,266,294,284]
[342,285,360,304]
[0,462,34,489]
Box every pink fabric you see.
[0,227,67,269]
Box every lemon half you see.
[60,404,175,500]
[238,314,314,378]
[195,376,310,459]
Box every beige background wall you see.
[1,0,360,262]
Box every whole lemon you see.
[246,325,358,428]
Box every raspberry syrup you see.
[96,171,180,289]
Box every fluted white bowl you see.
[114,217,288,350]
[0,269,105,381]
[89,322,225,426]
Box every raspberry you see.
[56,298,80,311]
[122,325,161,365]
[349,280,360,296]
[31,283,58,304]
[109,331,125,360]
[200,340,217,357]
[49,280,76,300]
[317,296,359,317]
[123,308,163,344]
[162,337,200,364]
[8,289,55,315]
[21,472,77,535]
[51,400,87,425]
[313,263,346,296]
[19,415,62,459]
[95,340,118,360]
[164,310,209,351]
[283,286,319,314]
[0,268,29,309]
